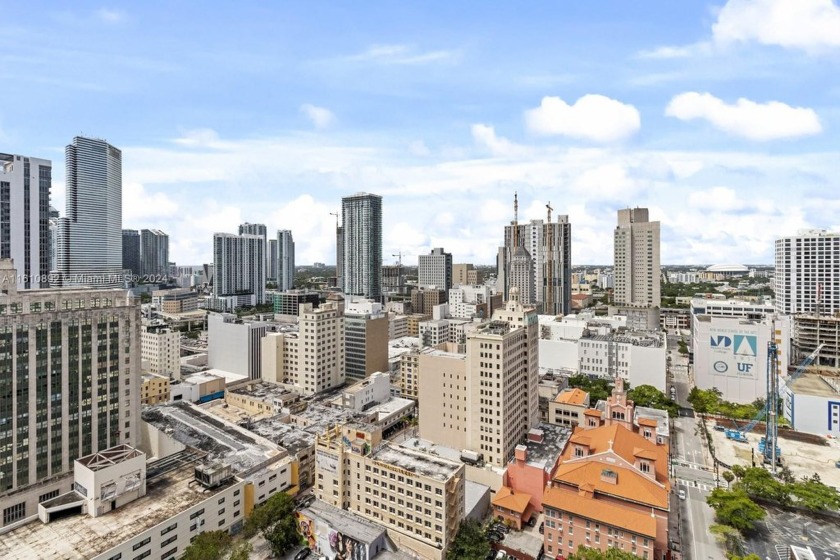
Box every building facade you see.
[212,233,266,308]
[418,247,452,290]
[272,289,320,316]
[344,300,389,380]
[207,313,267,380]
[277,229,295,292]
[239,222,268,276]
[0,259,140,530]
[56,137,124,288]
[268,238,279,281]
[342,193,382,300]
[141,326,181,379]
[121,229,140,276]
[140,229,169,279]
[613,208,661,308]
[452,263,482,287]
[0,153,52,290]
[775,230,840,316]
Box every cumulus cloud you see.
[524,95,641,142]
[123,182,179,221]
[665,92,822,141]
[687,187,750,212]
[713,0,840,53]
[471,124,523,156]
[300,104,336,129]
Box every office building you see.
[0,153,51,290]
[613,207,661,307]
[775,230,840,316]
[335,222,344,291]
[152,288,199,314]
[141,325,181,379]
[418,247,452,290]
[549,388,590,428]
[140,229,169,279]
[268,238,279,281]
[793,315,840,368]
[542,381,670,560]
[0,259,140,530]
[452,263,482,286]
[411,287,448,316]
[277,229,295,292]
[56,136,123,288]
[381,264,406,295]
[497,196,572,315]
[48,206,59,276]
[272,289,320,316]
[207,313,267,380]
[344,299,389,380]
[121,229,140,276]
[315,423,465,559]
[342,193,382,300]
[212,232,265,309]
[261,301,345,395]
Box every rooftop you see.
[300,499,386,545]
[292,403,369,435]
[515,423,572,472]
[248,416,316,456]
[371,444,463,482]
[229,381,300,401]
[543,485,657,537]
[581,330,662,347]
[788,373,840,398]
[496,526,544,558]
[554,387,589,406]
[0,462,232,559]
[492,486,530,513]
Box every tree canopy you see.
[446,520,491,560]
[626,384,679,417]
[789,474,840,512]
[706,488,766,532]
[242,492,301,557]
[567,374,619,403]
[568,545,641,559]
[182,531,232,560]
[688,387,762,420]
[736,467,790,505]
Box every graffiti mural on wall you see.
[297,511,368,560]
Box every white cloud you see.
[95,8,125,23]
[300,104,336,129]
[123,182,179,221]
[636,43,712,59]
[408,140,431,157]
[713,0,840,53]
[471,124,523,156]
[687,187,749,211]
[665,92,822,141]
[173,128,221,147]
[343,44,460,65]
[524,95,641,142]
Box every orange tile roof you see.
[552,462,669,509]
[562,423,668,483]
[543,486,657,537]
[633,448,659,461]
[638,417,658,427]
[555,388,589,405]
[583,409,602,417]
[492,486,531,514]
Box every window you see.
[132,552,151,560]
[189,509,205,520]
[161,548,178,560]
[161,535,177,547]
[160,523,177,536]
[132,538,151,551]
[3,502,26,525]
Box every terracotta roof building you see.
[541,378,670,560]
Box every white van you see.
[678,489,687,500]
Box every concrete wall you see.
[784,389,840,437]
[260,333,284,383]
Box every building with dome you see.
[705,263,749,278]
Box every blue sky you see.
[2,0,839,265]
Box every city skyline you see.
[3,1,839,267]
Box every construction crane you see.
[392,251,403,266]
[330,212,339,227]
[725,343,825,472]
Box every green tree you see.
[736,467,790,504]
[226,542,253,560]
[709,523,743,554]
[567,375,618,403]
[730,464,746,479]
[568,545,640,559]
[727,555,761,560]
[446,520,491,560]
[706,488,766,532]
[789,475,840,512]
[182,531,232,560]
[243,492,297,538]
[627,384,679,417]
[722,470,735,485]
[264,514,303,558]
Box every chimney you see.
[527,429,544,443]
[515,444,527,463]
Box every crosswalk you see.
[676,479,722,492]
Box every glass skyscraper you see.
[341,192,382,300]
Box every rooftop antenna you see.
[513,192,519,247]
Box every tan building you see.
[152,288,198,314]
[400,351,420,400]
[345,301,389,380]
[406,313,432,337]
[417,344,468,451]
[416,288,539,468]
[549,388,590,427]
[453,263,483,287]
[260,301,345,395]
[411,288,447,316]
[141,373,171,405]
[614,208,661,308]
[542,380,670,560]
[315,423,465,559]
[140,326,181,379]
[0,260,140,530]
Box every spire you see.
[513,191,519,247]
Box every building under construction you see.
[793,314,840,369]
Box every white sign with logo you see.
[708,326,760,380]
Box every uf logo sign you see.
[711,335,732,348]
[737,363,753,373]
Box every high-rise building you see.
[0,259,140,529]
[0,152,52,289]
[335,223,344,290]
[139,229,168,278]
[277,229,295,292]
[418,247,453,290]
[344,299,389,380]
[452,263,482,286]
[613,207,661,307]
[207,313,267,380]
[212,233,265,309]
[121,229,140,276]
[140,325,181,380]
[48,206,59,276]
[342,193,382,300]
[497,196,572,315]
[775,230,840,315]
[239,222,267,274]
[268,238,279,281]
[56,137,123,288]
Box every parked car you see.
[488,530,504,542]
[678,489,687,500]
[294,549,312,560]
[526,517,537,527]
[492,523,510,534]
[713,424,726,432]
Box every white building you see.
[0,152,52,289]
[614,207,660,307]
[448,284,493,319]
[419,319,451,347]
[340,371,391,411]
[690,297,776,319]
[56,136,124,288]
[775,230,840,315]
[212,232,266,309]
[141,326,181,379]
[207,313,267,380]
[140,228,169,278]
[692,314,791,404]
[782,374,840,437]
[418,247,452,290]
[277,229,295,292]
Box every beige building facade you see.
[141,374,171,405]
[614,208,661,307]
[140,326,181,379]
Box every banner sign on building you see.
[708,327,759,379]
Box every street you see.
[667,333,725,560]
